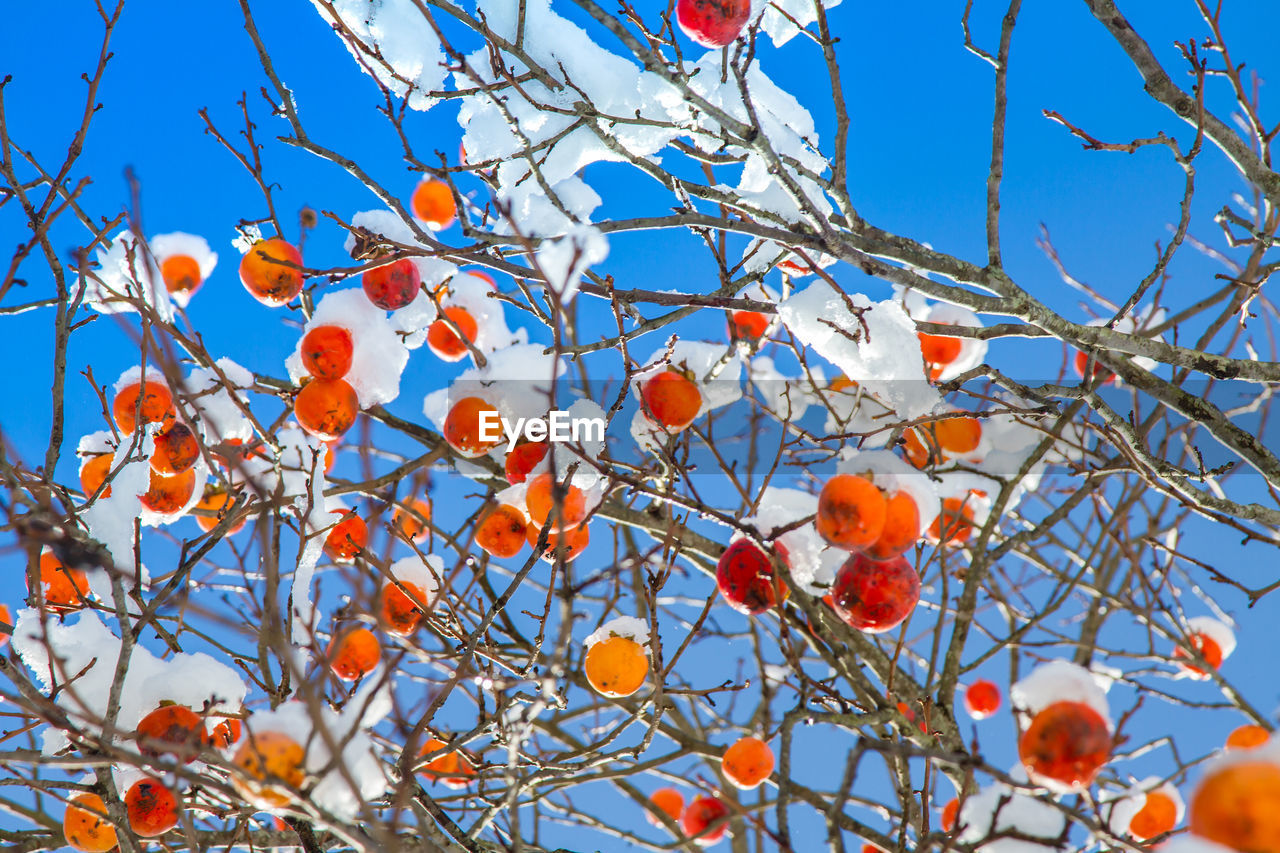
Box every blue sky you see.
[3,0,1280,849]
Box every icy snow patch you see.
[779,284,939,419]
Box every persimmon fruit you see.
[300,325,354,379]
[125,777,179,837]
[239,238,304,307]
[294,377,359,441]
[362,257,421,311]
[63,793,117,853]
[584,635,648,698]
[1018,700,1112,791]
[327,626,380,681]
[829,553,920,633]
[816,474,887,551]
[640,369,702,432]
[715,539,788,615]
[427,306,478,362]
[721,736,774,790]
[411,179,456,230]
[476,504,527,558]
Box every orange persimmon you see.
[231,730,307,809]
[113,380,174,434]
[418,737,475,789]
[300,324,354,379]
[476,504,527,558]
[161,253,202,297]
[721,736,774,790]
[816,474,887,551]
[327,626,380,681]
[640,369,702,432]
[239,238,304,307]
[442,396,502,457]
[125,777,179,837]
[1189,761,1280,851]
[584,635,648,698]
[136,703,205,763]
[427,306,478,362]
[1018,700,1112,791]
[646,787,684,828]
[34,550,90,611]
[294,377,359,441]
[410,179,456,230]
[323,510,367,562]
[525,472,587,532]
[140,467,196,516]
[63,793,117,853]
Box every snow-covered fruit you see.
[816,474,886,551]
[919,330,962,379]
[1018,700,1112,791]
[300,324,354,379]
[1174,618,1235,679]
[136,703,206,763]
[584,629,649,698]
[526,472,587,532]
[715,539,788,615]
[829,553,920,633]
[239,238,304,307]
[427,305,478,362]
[676,0,751,47]
[113,379,174,434]
[443,396,502,457]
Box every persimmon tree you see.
[2,1,1279,852]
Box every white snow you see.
[182,358,255,443]
[84,229,173,323]
[778,284,939,420]
[385,555,445,607]
[12,608,246,755]
[1011,660,1111,728]
[957,781,1067,852]
[585,615,650,649]
[1184,616,1237,660]
[312,0,447,111]
[756,0,844,47]
[535,223,608,304]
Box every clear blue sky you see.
[3,1,1280,848]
